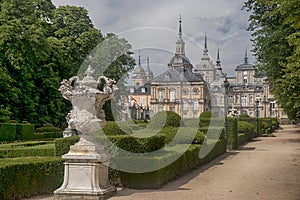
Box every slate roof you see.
[151,68,204,83]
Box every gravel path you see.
[26,125,300,200]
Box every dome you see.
[235,63,255,71]
[236,49,255,71]
[169,54,191,65]
[133,65,145,75]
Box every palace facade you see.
[128,17,287,122]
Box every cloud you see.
[52,0,254,77]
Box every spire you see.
[138,51,141,66]
[179,14,182,39]
[244,49,248,64]
[175,14,185,55]
[216,48,221,67]
[145,55,154,81]
[202,33,209,57]
[204,33,208,52]
[147,55,150,70]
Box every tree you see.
[243,0,300,119]
[51,5,103,79]
[80,33,136,121]
[0,0,135,125]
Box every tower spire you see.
[204,33,208,55]
[216,48,221,67]
[244,48,248,64]
[175,14,185,55]
[147,55,150,70]
[138,50,141,66]
[179,14,182,39]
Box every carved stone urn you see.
[54,65,117,200]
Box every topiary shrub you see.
[200,111,213,118]
[199,111,214,127]
[102,121,132,135]
[148,111,181,129]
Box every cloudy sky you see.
[52,0,254,77]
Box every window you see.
[141,88,145,93]
[205,76,210,83]
[192,88,199,95]
[241,95,247,106]
[183,100,188,111]
[228,95,233,105]
[243,71,248,85]
[193,100,198,111]
[182,88,189,95]
[158,90,164,102]
[158,105,164,112]
[140,97,146,107]
[270,101,275,110]
[170,106,175,112]
[170,90,175,102]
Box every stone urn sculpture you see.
[54,65,117,200]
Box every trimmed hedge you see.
[0,144,54,158]
[54,136,80,156]
[227,117,238,149]
[16,124,35,140]
[0,157,63,200]
[35,126,61,133]
[33,132,63,140]
[116,139,226,188]
[198,126,225,139]
[148,111,181,129]
[0,123,16,142]
[103,121,132,135]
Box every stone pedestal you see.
[54,138,116,200]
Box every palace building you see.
[129,16,287,122]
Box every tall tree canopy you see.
[243,0,300,120]
[0,0,135,126]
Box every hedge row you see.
[114,139,226,188]
[0,144,54,158]
[0,123,63,142]
[0,157,63,200]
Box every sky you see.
[52,0,254,77]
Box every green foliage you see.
[243,0,300,120]
[238,121,255,134]
[0,157,63,199]
[33,132,63,140]
[239,114,250,118]
[0,143,54,158]
[16,124,35,140]
[117,140,227,189]
[0,0,135,127]
[200,111,213,118]
[102,121,132,135]
[0,123,16,142]
[148,111,181,129]
[35,126,61,133]
[98,134,166,154]
[227,117,238,149]
[54,136,80,156]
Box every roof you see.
[235,63,255,71]
[169,54,191,66]
[151,68,204,83]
